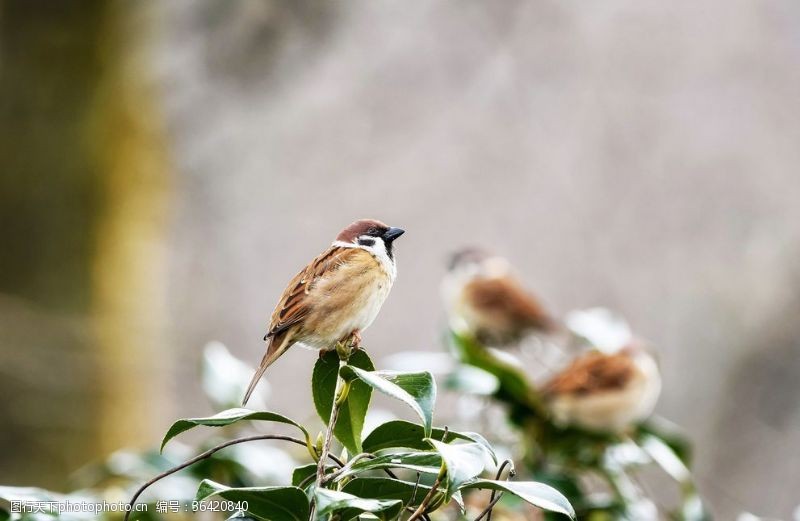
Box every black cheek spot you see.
[358,238,375,247]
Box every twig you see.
[315,380,343,486]
[320,452,372,484]
[409,473,433,521]
[310,343,353,521]
[484,459,515,521]
[407,473,443,521]
[474,494,504,521]
[411,472,422,505]
[123,434,343,521]
[299,453,401,491]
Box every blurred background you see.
[1,0,799,518]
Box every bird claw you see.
[350,330,362,350]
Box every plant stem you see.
[123,434,343,521]
[474,494,504,521]
[407,470,444,521]
[485,460,515,521]
[310,343,353,521]
[315,359,347,487]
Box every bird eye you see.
[358,238,376,247]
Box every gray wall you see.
[157,1,800,518]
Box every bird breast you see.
[303,251,394,346]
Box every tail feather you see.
[242,338,287,406]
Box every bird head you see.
[336,219,405,260]
[447,247,510,278]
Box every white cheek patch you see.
[332,237,397,281]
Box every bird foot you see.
[349,330,362,350]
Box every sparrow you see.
[542,343,661,433]
[242,219,405,405]
[440,247,557,346]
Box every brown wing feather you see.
[244,245,358,405]
[543,352,635,397]
[263,245,352,341]
[465,276,554,331]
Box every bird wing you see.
[244,245,360,405]
[464,276,555,331]
[543,352,635,397]
[264,245,357,341]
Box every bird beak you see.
[382,227,405,242]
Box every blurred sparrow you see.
[542,343,661,432]
[242,219,404,405]
[441,248,557,346]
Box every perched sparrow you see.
[542,343,661,432]
[441,248,557,346]
[242,219,405,405]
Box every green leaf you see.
[362,420,497,463]
[341,477,434,508]
[639,434,691,484]
[461,479,575,519]
[292,463,319,487]
[161,408,306,451]
[448,332,544,416]
[679,493,713,521]
[341,367,436,436]
[445,365,499,395]
[196,480,309,521]
[426,440,486,499]
[227,513,258,521]
[637,416,693,465]
[313,350,374,455]
[314,488,403,521]
[452,490,466,513]
[362,420,451,452]
[457,432,498,464]
[336,451,442,480]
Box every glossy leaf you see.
[461,479,575,519]
[457,431,498,464]
[336,451,442,480]
[427,439,486,499]
[341,477,433,508]
[445,365,499,395]
[313,350,374,455]
[227,513,258,521]
[362,420,497,463]
[362,420,451,451]
[637,416,693,465]
[679,493,713,521]
[640,434,691,484]
[196,480,309,521]
[291,463,330,488]
[314,487,403,521]
[161,408,306,451]
[341,366,436,436]
[448,332,544,416]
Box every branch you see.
[474,494,504,521]
[478,459,515,521]
[407,471,444,521]
[309,342,354,521]
[315,368,348,487]
[123,434,343,521]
